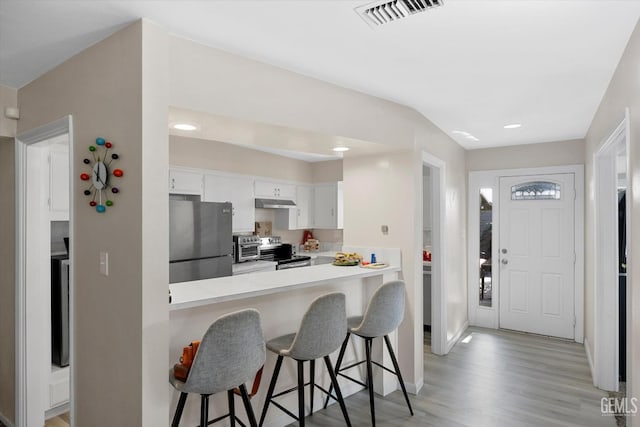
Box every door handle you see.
[501,259,509,265]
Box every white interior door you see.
[499,173,575,339]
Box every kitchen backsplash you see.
[254,208,344,247]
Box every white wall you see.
[584,18,640,425]
[466,139,585,171]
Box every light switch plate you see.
[99,251,109,276]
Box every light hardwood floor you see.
[38,327,614,427]
[289,327,615,427]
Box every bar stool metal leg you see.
[309,359,315,416]
[298,360,305,426]
[365,338,376,427]
[228,390,236,427]
[238,383,258,427]
[172,392,188,427]
[259,355,283,426]
[200,395,209,427]
[384,335,414,416]
[322,333,350,409]
[323,355,352,427]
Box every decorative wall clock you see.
[80,137,124,213]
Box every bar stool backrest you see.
[285,292,347,361]
[353,280,406,338]
[185,309,266,395]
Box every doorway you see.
[593,112,630,392]
[467,165,584,343]
[16,117,74,427]
[498,173,575,339]
[421,152,445,356]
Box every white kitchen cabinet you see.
[254,180,296,200]
[169,168,203,196]
[313,181,343,229]
[49,366,69,409]
[49,145,70,221]
[274,185,313,230]
[203,174,255,233]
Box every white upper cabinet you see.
[49,145,69,221]
[254,180,296,200]
[169,168,203,196]
[274,184,314,230]
[203,173,255,233]
[295,185,314,229]
[313,182,343,229]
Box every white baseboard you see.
[446,321,470,353]
[584,337,596,386]
[0,411,15,427]
[406,376,423,395]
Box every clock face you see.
[81,137,123,213]
[92,161,108,190]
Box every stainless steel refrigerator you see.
[169,200,233,283]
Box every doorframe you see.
[467,165,584,343]
[15,116,74,427]
[421,151,446,356]
[593,110,630,391]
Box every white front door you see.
[498,173,575,339]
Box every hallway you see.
[298,327,613,426]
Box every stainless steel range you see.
[257,236,311,270]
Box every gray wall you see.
[0,137,15,423]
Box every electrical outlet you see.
[99,251,109,276]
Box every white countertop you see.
[169,263,400,311]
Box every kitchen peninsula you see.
[169,248,402,426]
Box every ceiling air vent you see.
[356,0,443,27]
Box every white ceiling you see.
[2,0,640,150]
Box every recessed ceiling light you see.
[504,123,522,129]
[172,123,198,131]
[332,146,350,152]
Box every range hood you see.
[255,198,296,209]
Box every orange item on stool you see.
[174,340,201,382]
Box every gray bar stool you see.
[169,309,266,427]
[324,280,413,426]
[258,292,351,427]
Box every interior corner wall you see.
[414,121,468,345]
[0,137,15,424]
[140,20,171,426]
[584,18,640,424]
[0,85,18,137]
[465,139,586,171]
[16,20,169,426]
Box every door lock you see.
[501,259,509,265]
